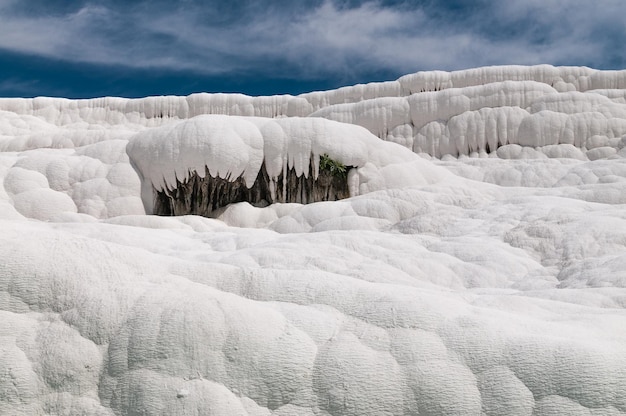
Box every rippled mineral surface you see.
[1,65,626,415]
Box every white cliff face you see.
[311,79,626,158]
[1,66,626,416]
[3,65,626,161]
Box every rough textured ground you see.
[1,65,626,415]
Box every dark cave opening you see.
[154,159,353,217]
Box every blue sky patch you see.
[1,0,624,98]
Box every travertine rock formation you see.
[154,160,352,216]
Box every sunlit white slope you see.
[2,169,626,415]
[1,66,626,415]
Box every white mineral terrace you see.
[1,65,626,415]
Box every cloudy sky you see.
[1,0,625,98]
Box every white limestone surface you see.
[3,65,626,161]
[1,66,626,416]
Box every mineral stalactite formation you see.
[126,114,428,216]
[154,158,352,216]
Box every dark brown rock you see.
[154,158,352,217]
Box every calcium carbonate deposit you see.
[1,65,626,415]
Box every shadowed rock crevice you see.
[154,159,353,216]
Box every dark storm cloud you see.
[0,0,624,97]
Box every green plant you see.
[319,153,347,178]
